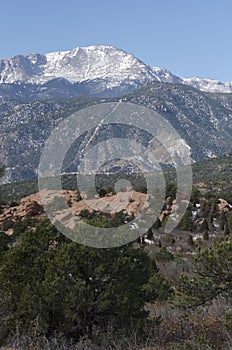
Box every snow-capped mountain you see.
[1,46,232,183]
[151,66,182,84]
[1,80,232,183]
[0,45,231,97]
[0,45,157,86]
[182,77,232,93]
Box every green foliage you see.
[179,208,193,231]
[109,211,128,227]
[0,232,12,263]
[79,208,92,219]
[190,187,201,203]
[166,183,177,202]
[146,227,154,240]
[226,211,232,234]
[199,200,210,217]
[187,234,194,247]
[169,336,215,350]
[82,210,134,229]
[155,247,174,263]
[0,220,171,343]
[98,188,107,198]
[177,238,232,308]
[1,216,37,237]
[224,312,232,333]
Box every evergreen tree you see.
[179,207,193,231]
[177,238,232,308]
[226,212,232,234]
[0,220,171,342]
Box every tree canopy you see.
[0,219,171,343]
[177,238,232,308]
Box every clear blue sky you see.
[1,0,231,81]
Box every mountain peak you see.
[182,76,232,93]
[0,45,231,94]
[0,45,155,86]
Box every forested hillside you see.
[0,154,232,349]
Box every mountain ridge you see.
[1,80,232,183]
[0,45,232,184]
[0,45,231,96]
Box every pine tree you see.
[177,238,232,308]
[0,220,171,342]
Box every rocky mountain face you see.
[0,188,149,232]
[0,45,231,184]
[0,46,156,84]
[0,80,232,184]
[0,46,159,98]
[122,83,232,160]
[182,77,232,94]
[0,45,232,100]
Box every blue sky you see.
[1,0,231,81]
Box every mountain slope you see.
[0,45,160,97]
[1,45,232,100]
[122,82,232,160]
[182,77,232,94]
[0,81,232,183]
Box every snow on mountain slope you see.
[182,77,232,93]
[0,45,158,87]
[151,66,182,84]
[0,45,232,94]
[151,68,232,93]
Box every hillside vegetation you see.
[0,154,232,349]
